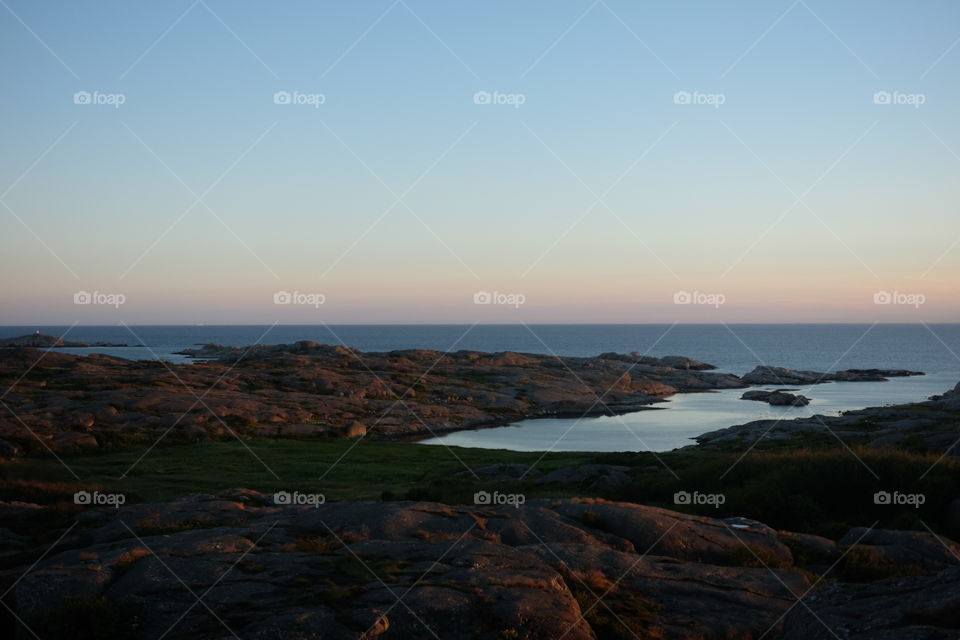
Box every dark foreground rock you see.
[741,389,811,406]
[0,344,747,457]
[3,492,811,640]
[4,491,957,640]
[782,566,960,639]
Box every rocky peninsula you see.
[0,332,136,348]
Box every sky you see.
[1,0,958,324]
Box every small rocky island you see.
[741,389,811,406]
[741,365,923,385]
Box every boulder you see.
[345,420,367,438]
[741,389,811,406]
[51,432,99,453]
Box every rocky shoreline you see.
[0,340,926,458]
[697,381,960,453]
[0,343,742,457]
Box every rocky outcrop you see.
[597,352,716,370]
[0,344,747,457]
[741,365,923,386]
[741,389,811,406]
[0,333,90,348]
[5,492,813,640]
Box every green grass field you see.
[3,438,957,538]
[2,439,599,502]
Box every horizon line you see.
[2,322,959,328]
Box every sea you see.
[5,324,960,452]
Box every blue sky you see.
[1,0,958,323]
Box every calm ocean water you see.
[6,324,960,452]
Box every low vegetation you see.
[3,438,956,540]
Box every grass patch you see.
[606,446,959,538]
[2,439,596,503]
[838,545,927,582]
[3,439,958,539]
